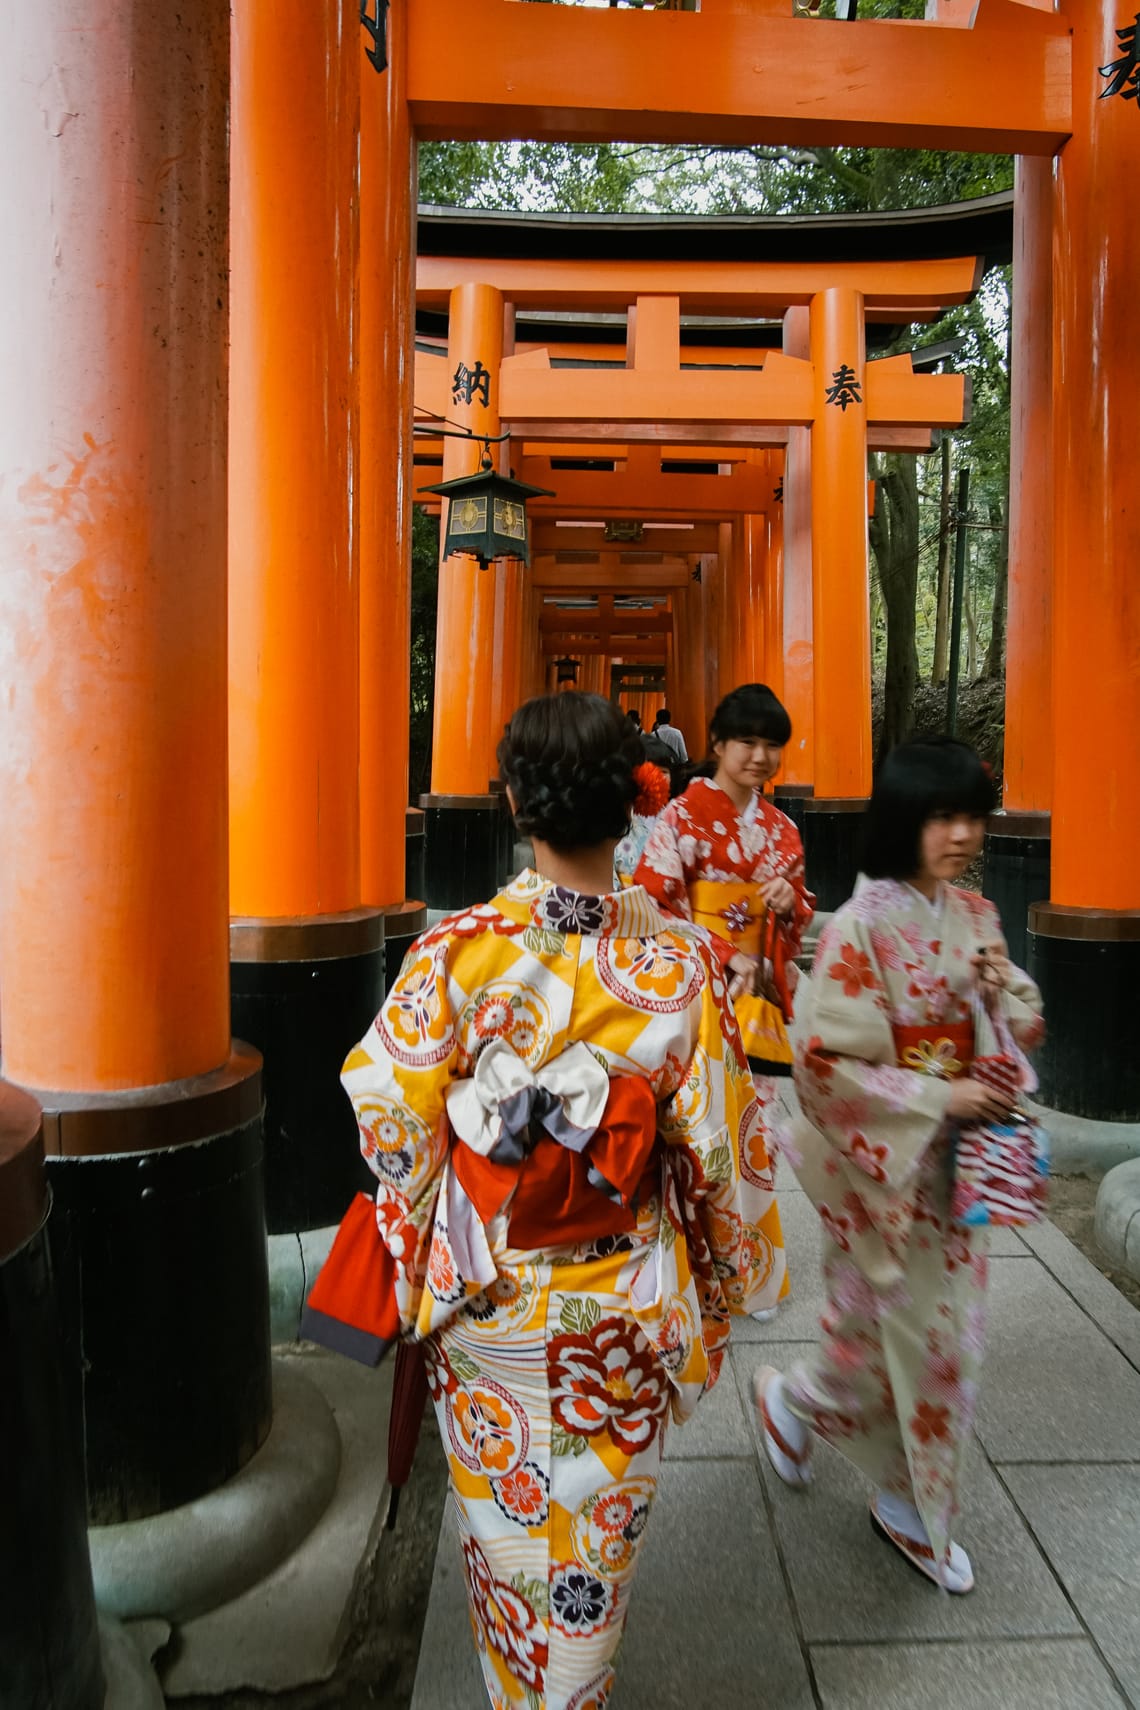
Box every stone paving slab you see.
[811,1639,1128,1709]
[662,1354,752,1459]
[616,1458,814,1710]
[1019,1216,1140,1371]
[975,1257,1140,1463]
[1002,1465,1140,1708]
[732,1342,1081,1646]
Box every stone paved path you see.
[409,1172,1140,1709]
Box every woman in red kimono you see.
[634,683,815,1312]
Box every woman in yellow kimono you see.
[343,692,781,1710]
[753,738,1044,1594]
[634,683,814,1312]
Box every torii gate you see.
[0,3,1135,1678]
[413,266,972,903]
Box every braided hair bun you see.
[497,693,643,852]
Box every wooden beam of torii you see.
[415,286,964,448]
[413,458,780,519]
[416,255,983,317]
[543,637,665,659]
[531,556,694,591]
[406,0,1070,154]
[539,610,673,637]
[417,353,934,452]
[532,525,720,555]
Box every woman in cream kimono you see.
[753,738,1043,1594]
[343,693,782,1710]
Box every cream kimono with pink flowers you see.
[342,871,784,1710]
[784,878,1043,1574]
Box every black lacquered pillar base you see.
[983,810,1051,969]
[1,1083,105,1710]
[772,783,814,836]
[39,1048,272,1524]
[420,792,504,909]
[405,806,426,903]
[803,797,867,911]
[1029,903,1140,1119]
[231,911,385,1234]
[382,900,429,997]
[490,779,516,883]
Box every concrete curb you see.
[90,1358,341,1623]
[1027,1099,1140,1180]
[1095,1158,1140,1283]
[268,1225,337,1343]
[100,1615,167,1710]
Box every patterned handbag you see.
[950,1000,1049,1229]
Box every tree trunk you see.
[932,435,952,685]
[964,585,978,679]
[984,499,1008,678]
[869,453,921,762]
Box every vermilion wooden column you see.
[360,0,426,984]
[741,509,768,684]
[764,454,786,704]
[422,284,506,906]
[716,522,737,702]
[781,308,815,795]
[1030,0,1140,1117]
[983,155,1053,966]
[0,0,269,1522]
[360,0,420,922]
[229,0,383,1232]
[804,287,871,907]
[431,284,505,790]
[230,0,361,919]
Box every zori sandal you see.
[752,1366,812,1489]
[869,1497,975,1594]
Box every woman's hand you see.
[972,942,1013,992]
[761,876,796,918]
[727,952,758,1003]
[946,1077,1015,1124]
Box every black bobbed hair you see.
[861,735,998,880]
[709,683,792,748]
[497,692,643,853]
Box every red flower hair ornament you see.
[632,761,670,818]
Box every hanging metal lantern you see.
[421,460,554,570]
[555,656,580,686]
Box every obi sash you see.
[451,1073,660,1249]
[892,1020,974,1080]
[690,878,793,1069]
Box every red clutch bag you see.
[300,1191,400,1366]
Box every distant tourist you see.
[652,707,688,764]
[753,737,1045,1593]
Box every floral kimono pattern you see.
[783,878,1044,1573]
[634,777,814,1069]
[343,872,783,1710]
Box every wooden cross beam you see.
[407,0,1070,155]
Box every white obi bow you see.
[446,1037,611,1166]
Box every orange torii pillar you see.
[1030,0,1140,1119]
[360,0,427,981]
[764,456,787,706]
[423,283,506,906]
[716,522,739,705]
[982,155,1052,970]
[230,0,383,1232]
[803,287,872,908]
[701,549,724,733]
[779,308,816,829]
[491,554,526,884]
[0,0,269,1525]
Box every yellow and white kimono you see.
[343,871,783,1710]
[784,878,1044,1574]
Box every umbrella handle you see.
[386,1339,432,1531]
